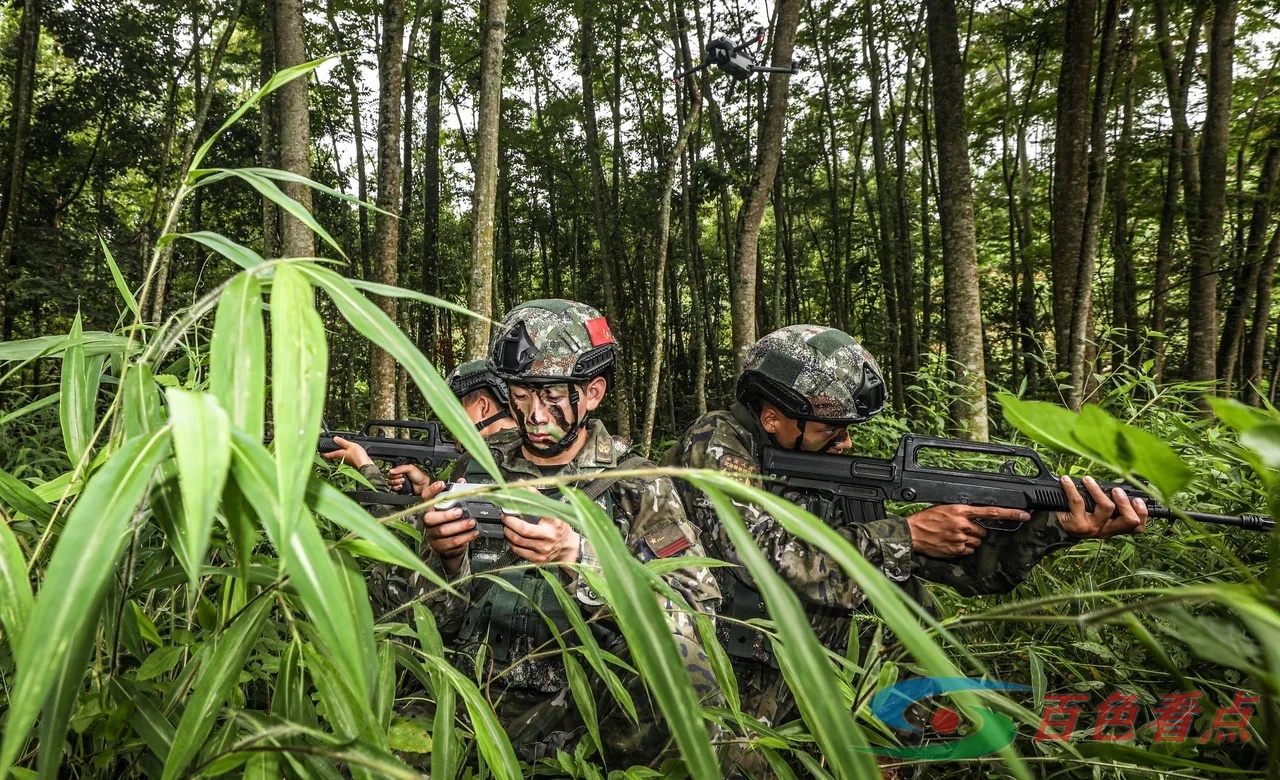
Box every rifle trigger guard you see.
[976,516,1023,533]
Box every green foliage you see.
[0,54,1276,780]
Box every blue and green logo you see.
[865,677,1030,759]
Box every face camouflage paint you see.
[509,383,582,457]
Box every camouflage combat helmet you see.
[447,359,510,407]
[737,325,886,423]
[487,299,617,388]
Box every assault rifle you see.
[760,435,1274,533]
[318,420,459,506]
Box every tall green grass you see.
[0,60,1274,780]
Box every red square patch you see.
[585,317,615,347]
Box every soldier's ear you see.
[759,405,782,434]
[581,376,608,412]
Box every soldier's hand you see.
[906,504,1031,557]
[320,436,373,469]
[502,513,580,569]
[388,464,430,496]
[422,479,477,575]
[1057,475,1148,538]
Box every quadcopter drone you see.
[674,26,799,83]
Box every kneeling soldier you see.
[415,299,722,766]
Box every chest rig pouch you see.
[716,489,853,670]
[456,456,647,672]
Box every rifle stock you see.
[760,435,1274,533]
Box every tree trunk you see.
[260,0,279,259]
[578,0,631,435]
[1049,0,1095,371]
[641,19,700,452]
[862,0,903,406]
[420,0,443,361]
[1111,18,1139,375]
[1065,0,1119,410]
[464,0,508,359]
[1187,0,1237,387]
[275,0,314,258]
[1244,224,1280,405]
[1219,142,1280,392]
[730,0,802,373]
[0,0,43,330]
[370,0,405,423]
[927,0,987,440]
[327,0,370,277]
[149,0,245,322]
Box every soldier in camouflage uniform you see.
[412,300,722,767]
[320,359,519,615]
[661,325,1148,776]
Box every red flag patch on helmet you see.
[585,317,615,347]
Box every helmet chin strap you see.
[474,409,510,432]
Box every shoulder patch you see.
[644,522,693,558]
[595,435,614,463]
[718,454,758,477]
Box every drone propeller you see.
[672,25,797,86]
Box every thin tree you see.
[276,0,314,258]
[370,0,405,422]
[731,0,802,371]
[0,0,42,331]
[1186,0,1237,386]
[465,0,508,359]
[926,0,988,440]
[641,5,702,452]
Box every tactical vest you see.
[454,453,648,691]
[716,490,854,669]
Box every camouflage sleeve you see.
[674,421,919,610]
[912,510,1079,595]
[357,464,416,618]
[614,475,722,642]
[415,548,474,638]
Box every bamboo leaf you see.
[302,643,377,743]
[189,55,332,172]
[694,483,878,779]
[100,236,139,316]
[36,620,98,780]
[284,512,373,713]
[271,263,327,540]
[161,594,273,780]
[206,167,393,216]
[210,272,266,439]
[0,428,170,778]
[0,391,61,426]
[418,654,521,780]
[121,365,164,441]
[297,264,499,481]
[166,389,232,589]
[190,169,344,258]
[59,313,100,464]
[0,332,131,362]
[346,278,487,321]
[109,678,175,763]
[305,477,452,595]
[0,466,54,524]
[413,606,457,780]
[560,488,720,779]
[683,472,1034,780]
[173,232,265,270]
[0,517,32,646]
